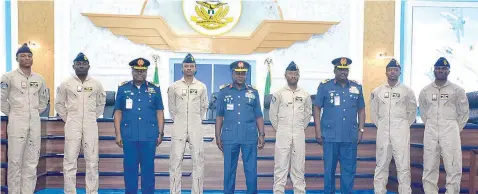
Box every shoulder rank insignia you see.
[219,84,229,90]
[119,81,129,86]
[247,84,256,90]
[321,79,330,84]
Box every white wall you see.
[55,0,364,118]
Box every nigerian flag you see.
[153,63,160,86]
[264,65,271,98]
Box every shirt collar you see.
[16,68,34,78]
[431,80,450,88]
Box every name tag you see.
[227,103,234,111]
[334,96,340,106]
[126,99,133,109]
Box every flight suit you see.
[370,82,416,194]
[114,81,164,194]
[167,77,208,194]
[216,84,263,194]
[269,86,312,194]
[55,75,106,194]
[419,81,469,194]
[314,79,365,194]
[0,68,49,194]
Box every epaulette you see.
[148,81,159,87]
[321,79,331,84]
[219,84,230,90]
[349,79,361,85]
[247,84,256,90]
[119,81,129,86]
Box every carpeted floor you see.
[35,189,397,194]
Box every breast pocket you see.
[87,90,98,112]
[349,94,359,107]
[29,87,40,109]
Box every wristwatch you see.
[259,132,265,136]
[359,128,364,133]
[159,131,164,136]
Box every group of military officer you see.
[0,43,469,194]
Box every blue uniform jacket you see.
[114,81,164,141]
[314,79,365,142]
[216,84,263,145]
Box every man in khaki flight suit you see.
[269,61,312,194]
[371,59,416,194]
[419,57,469,194]
[55,52,106,194]
[1,43,49,194]
[168,53,208,194]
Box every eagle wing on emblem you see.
[215,6,229,20]
[195,5,210,20]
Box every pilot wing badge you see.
[183,0,242,36]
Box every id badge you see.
[334,96,340,106]
[227,103,234,111]
[126,99,133,109]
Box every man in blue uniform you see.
[215,61,266,194]
[113,58,165,194]
[313,57,366,194]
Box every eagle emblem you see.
[183,0,242,36]
[138,59,144,66]
[340,58,347,65]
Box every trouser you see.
[323,142,357,194]
[223,143,257,194]
[422,127,462,194]
[273,135,306,194]
[169,133,204,194]
[63,123,99,194]
[123,141,157,194]
[374,130,411,194]
[7,131,41,194]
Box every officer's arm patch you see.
[0,82,8,89]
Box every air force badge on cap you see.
[183,53,195,63]
[230,61,250,72]
[74,52,89,62]
[286,61,299,71]
[332,57,352,69]
[386,58,400,69]
[434,57,450,68]
[129,58,150,70]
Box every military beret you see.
[16,43,32,55]
[332,57,352,69]
[386,58,400,69]
[286,61,299,71]
[434,57,450,68]
[230,61,249,72]
[183,53,195,63]
[129,58,150,70]
[73,52,89,62]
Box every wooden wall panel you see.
[18,0,55,116]
[363,0,396,123]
